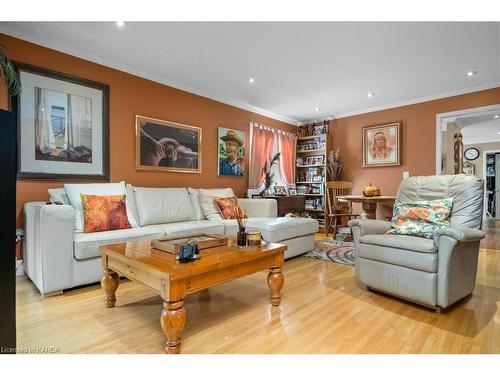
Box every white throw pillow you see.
[125,184,140,228]
[64,181,138,232]
[188,188,206,221]
[48,188,70,205]
[198,188,235,221]
[133,187,195,226]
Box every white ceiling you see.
[457,113,500,145]
[1,22,499,124]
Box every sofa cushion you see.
[73,226,165,260]
[187,188,206,220]
[223,217,318,243]
[133,187,195,226]
[360,234,436,253]
[358,242,438,273]
[214,196,247,219]
[81,194,132,233]
[125,184,140,227]
[147,221,225,236]
[199,188,235,220]
[48,188,71,205]
[65,181,138,232]
[386,198,453,239]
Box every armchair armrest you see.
[238,198,277,218]
[434,227,485,245]
[348,219,392,236]
[23,202,76,295]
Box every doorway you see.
[483,151,500,219]
[436,105,500,250]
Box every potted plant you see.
[260,152,281,197]
[0,44,21,96]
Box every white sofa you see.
[23,185,318,296]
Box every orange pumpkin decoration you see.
[361,183,381,197]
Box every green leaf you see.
[0,44,22,96]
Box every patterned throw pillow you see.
[81,194,132,233]
[214,196,248,220]
[386,198,453,239]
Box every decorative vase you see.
[237,228,247,246]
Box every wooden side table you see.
[337,195,395,219]
[267,196,306,216]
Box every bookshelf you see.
[295,121,330,230]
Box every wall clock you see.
[464,148,480,161]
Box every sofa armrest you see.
[23,202,75,295]
[434,227,485,245]
[238,198,277,218]
[348,219,392,236]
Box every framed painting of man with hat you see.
[218,127,245,176]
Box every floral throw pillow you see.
[386,198,453,239]
[214,196,248,220]
[81,194,132,233]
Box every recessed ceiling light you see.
[495,115,499,119]
[248,78,255,84]
[467,70,477,77]
[116,21,125,27]
[496,131,500,135]
[314,107,320,112]
[367,92,375,98]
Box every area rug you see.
[304,235,356,266]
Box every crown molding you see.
[332,82,500,120]
[0,30,300,126]
[3,29,499,126]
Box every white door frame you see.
[435,104,500,175]
[482,149,500,219]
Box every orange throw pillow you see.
[214,196,247,220]
[81,194,132,233]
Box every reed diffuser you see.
[234,206,248,246]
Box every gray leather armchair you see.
[349,174,485,311]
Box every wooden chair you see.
[325,181,359,239]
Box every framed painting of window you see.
[13,63,109,180]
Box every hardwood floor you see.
[481,218,500,251]
[16,240,500,354]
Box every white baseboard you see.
[16,259,24,276]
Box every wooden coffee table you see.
[99,238,286,354]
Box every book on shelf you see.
[305,197,324,210]
[296,137,326,151]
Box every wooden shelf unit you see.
[295,121,330,230]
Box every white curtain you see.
[67,94,91,149]
[35,88,55,154]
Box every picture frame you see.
[288,187,297,196]
[273,185,287,196]
[217,127,245,176]
[136,115,201,173]
[14,63,110,180]
[362,122,401,167]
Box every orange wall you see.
[331,87,500,218]
[0,34,296,234]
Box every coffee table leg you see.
[160,300,186,354]
[101,269,119,308]
[267,267,284,306]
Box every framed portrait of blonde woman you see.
[362,122,401,167]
